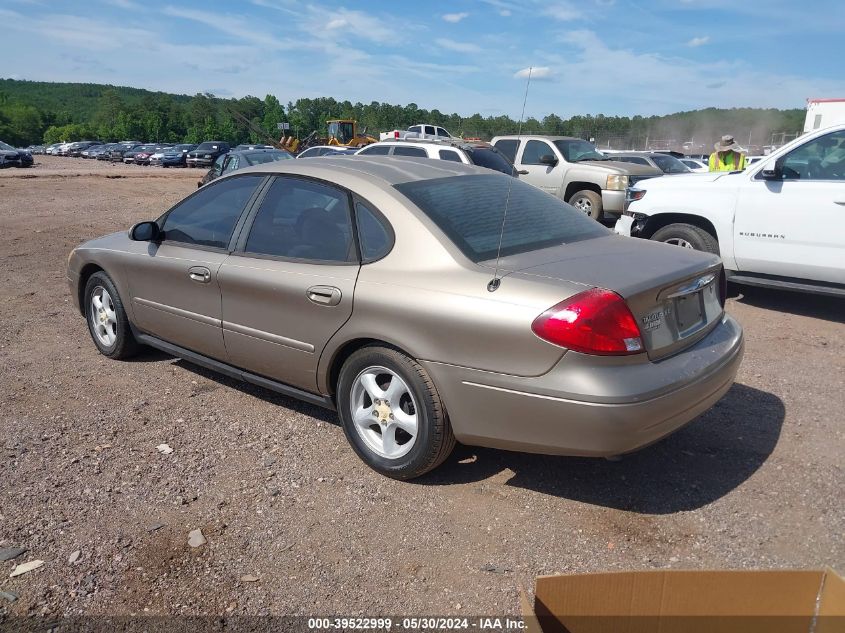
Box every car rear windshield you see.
[467,147,515,175]
[394,174,608,262]
[650,153,690,174]
[244,150,292,165]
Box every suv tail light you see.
[532,288,644,355]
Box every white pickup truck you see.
[616,124,845,296]
[380,124,455,142]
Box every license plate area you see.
[674,290,705,334]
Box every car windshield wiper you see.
[573,156,610,162]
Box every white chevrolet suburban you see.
[616,125,845,296]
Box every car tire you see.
[84,271,141,360]
[337,346,456,480]
[651,223,719,255]
[568,190,603,221]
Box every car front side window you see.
[780,130,845,181]
[159,175,264,249]
[521,140,555,165]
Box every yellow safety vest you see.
[709,151,746,172]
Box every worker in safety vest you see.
[709,135,747,171]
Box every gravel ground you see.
[1,156,843,621]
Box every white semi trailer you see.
[804,98,845,133]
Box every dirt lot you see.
[1,156,843,620]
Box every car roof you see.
[366,139,493,151]
[493,135,582,142]
[230,148,290,157]
[232,155,490,186]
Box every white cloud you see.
[162,6,297,50]
[687,35,710,47]
[102,0,141,9]
[435,37,481,53]
[514,66,554,80]
[542,1,581,21]
[480,0,513,17]
[442,12,469,23]
[545,29,845,115]
[302,5,395,45]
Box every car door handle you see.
[188,266,211,283]
[306,285,342,306]
[835,200,845,205]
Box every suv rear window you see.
[394,174,607,262]
[393,146,428,157]
[466,147,516,175]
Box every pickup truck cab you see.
[380,124,455,141]
[616,124,845,296]
[492,135,661,221]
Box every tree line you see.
[0,79,805,150]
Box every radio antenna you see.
[488,66,532,292]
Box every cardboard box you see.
[521,569,845,633]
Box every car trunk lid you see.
[487,235,724,360]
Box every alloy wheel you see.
[349,366,418,459]
[90,286,117,347]
[664,237,695,249]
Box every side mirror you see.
[129,221,160,241]
[539,154,559,166]
[760,159,782,180]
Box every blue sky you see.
[2,0,844,119]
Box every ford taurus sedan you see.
[67,158,744,479]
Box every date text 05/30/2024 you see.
[307,617,527,630]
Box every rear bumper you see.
[422,314,744,457]
[600,189,625,216]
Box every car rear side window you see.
[160,175,264,249]
[355,201,393,262]
[439,149,462,162]
[358,145,390,155]
[242,176,355,263]
[393,146,428,157]
[395,174,607,262]
[468,148,516,175]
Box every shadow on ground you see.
[174,359,339,425]
[421,383,784,514]
[730,284,845,324]
[159,353,783,514]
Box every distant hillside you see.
[0,77,805,151]
[0,79,192,121]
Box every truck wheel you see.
[568,190,603,221]
[651,223,719,255]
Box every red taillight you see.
[532,288,644,355]
[394,131,400,139]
